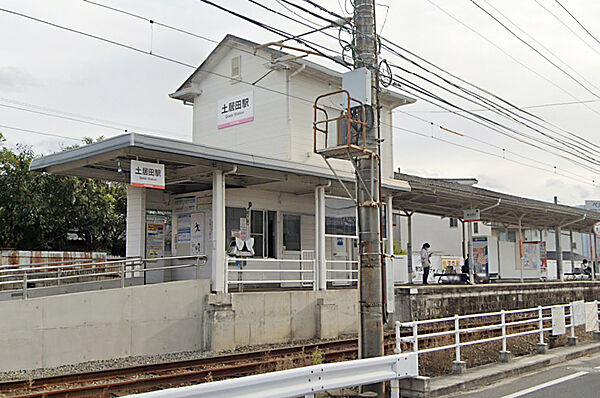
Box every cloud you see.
[0,66,41,92]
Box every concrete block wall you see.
[0,280,210,372]
[204,289,359,352]
[392,282,600,323]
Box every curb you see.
[399,341,600,397]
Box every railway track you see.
[1,315,544,397]
[0,337,398,397]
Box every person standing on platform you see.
[421,243,432,285]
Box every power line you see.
[0,7,196,68]
[0,99,187,138]
[469,0,600,99]
[554,0,600,47]
[534,0,600,59]
[404,97,600,113]
[390,75,600,174]
[0,124,82,142]
[385,57,600,161]
[379,34,600,157]
[196,0,347,68]
[423,0,600,121]
[3,3,599,185]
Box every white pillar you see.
[468,222,474,284]
[385,195,394,314]
[569,230,575,273]
[555,226,563,280]
[212,170,226,293]
[126,185,146,278]
[518,218,524,283]
[315,186,327,290]
[406,212,413,284]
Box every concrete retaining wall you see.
[392,281,600,323]
[0,279,211,372]
[204,289,359,352]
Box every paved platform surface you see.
[422,341,600,397]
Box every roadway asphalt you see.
[451,351,600,398]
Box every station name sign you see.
[130,160,165,190]
[217,91,254,129]
[463,209,481,222]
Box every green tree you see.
[0,134,126,255]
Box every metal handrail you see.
[395,301,600,366]
[0,257,117,270]
[1,255,207,299]
[0,258,141,275]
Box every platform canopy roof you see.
[392,173,600,233]
[29,132,409,196]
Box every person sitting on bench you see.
[582,259,592,279]
[461,255,470,284]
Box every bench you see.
[564,272,591,280]
[434,272,468,284]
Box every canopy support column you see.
[212,170,226,293]
[555,226,563,281]
[404,211,414,284]
[126,185,146,278]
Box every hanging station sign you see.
[130,160,165,189]
[217,91,254,129]
[463,209,481,222]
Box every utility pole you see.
[353,1,384,395]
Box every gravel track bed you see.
[0,335,356,382]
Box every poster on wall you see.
[522,242,540,269]
[177,214,191,243]
[196,192,212,211]
[472,237,489,276]
[146,222,165,258]
[191,213,205,255]
[174,197,196,213]
[217,91,254,129]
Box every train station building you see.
[13,34,600,370]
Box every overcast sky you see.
[1,0,599,206]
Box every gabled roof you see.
[169,34,415,107]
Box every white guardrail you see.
[395,301,600,364]
[0,255,207,299]
[225,257,316,292]
[125,351,418,398]
[225,255,359,292]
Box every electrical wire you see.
[3,2,599,185]
[533,0,600,59]
[390,75,600,174]
[469,0,600,99]
[0,124,83,142]
[554,0,600,47]
[422,0,600,121]
[380,38,600,155]
[386,61,600,162]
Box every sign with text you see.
[585,200,600,211]
[130,160,165,189]
[217,91,254,129]
[463,209,480,222]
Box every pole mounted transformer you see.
[312,0,384,395]
[353,2,384,396]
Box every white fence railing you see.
[125,351,418,398]
[225,257,316,292]
[325,260,358,284]
[395,300,600,368]
[0,255,207,299]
